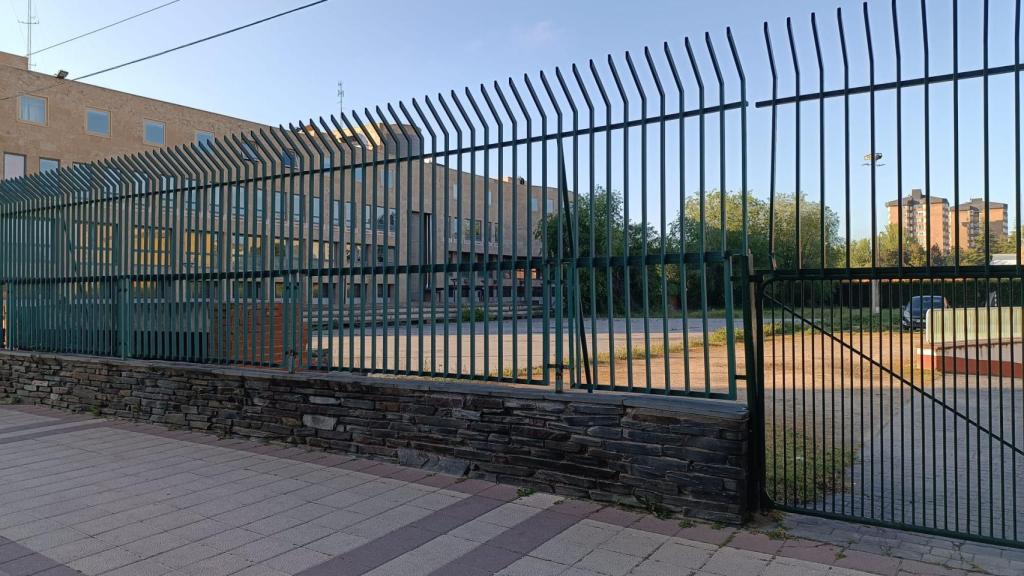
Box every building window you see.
[233,187,246,218]
[240,139,259,161]
[345,202,353,228]
[3,153,26,180]
[354,166,363,182]
[332,200,341,226]
[196,131,215,151]
[312,200,321,225]
[86,109,110,136]
[144,120,165,146]
[531,198,539,212]
[40,158,60,173]
[186,181,198,210]
[546,199,554,213]
[273,191,283,218]
[487,191,492,206]
[18,95,46,124]
[281,149,297,169]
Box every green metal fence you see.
[0,38,748,400]
[3,0,1024,550]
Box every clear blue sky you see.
[1,0,1020,243]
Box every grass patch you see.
[762,307,904,334]
[460,307,487,322]
[516,487,535,498]
[595,327,741,364]
[765,420,856,506]
[635,494,673,519]
[487,327,742,379]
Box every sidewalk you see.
[0,403,1007,576]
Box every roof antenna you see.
[337,80,345,118]
[19,0,39,69]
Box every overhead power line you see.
[73,0,329,83]
[30,0,183,56]
[1,0,329,101]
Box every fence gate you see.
[756,271,1022,547]
[750,1,1024,548]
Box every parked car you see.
[902,295,948,330]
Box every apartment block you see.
[951,197,1009,251]
[885,188,950,254]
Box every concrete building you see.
[0,51,267,179]
[951,197,1009,252]
[885,188,950,254]
[0,49,558,316]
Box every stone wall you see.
[0,350,750,523]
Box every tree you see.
[542,187,846,314]
[874,224,927,267]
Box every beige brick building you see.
[951,197,1009,251]
[0,50,558,316]
[0,51,267,178]
[885,188,951,254]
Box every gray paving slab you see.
[0,405,1008,576]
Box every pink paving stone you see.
[221,439,258,448]
[727,531,784,555]
[476,484,520,502]
[550,500,605,518]
[316,454,353,467]
[676,524,736,546]
[832,549,902,576]
[388,468,432,484]
[587,507,645,527]
[362,463,405,476]
[290,451,328,462]
[415,474,462,489]
[448,479,498,495]
[777,538,844,565]
[246,445,282,454]
[630,516,683,537]
[338,459,379,472]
